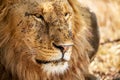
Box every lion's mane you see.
[0,0,99,80]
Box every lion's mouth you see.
[36,59,67,64]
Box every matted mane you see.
[0,0,99,80]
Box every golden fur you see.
[0,0,99,80]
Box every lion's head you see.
[0,0,99,80]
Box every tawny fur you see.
[0,0,99,80]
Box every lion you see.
[0,0,99,80]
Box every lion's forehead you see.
[29,1,72,15]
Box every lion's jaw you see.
[5,0,73,75]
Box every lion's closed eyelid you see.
[25,12,44,20]
[65,12,69,16]
[64,12,71,20]
[34,14,44,20]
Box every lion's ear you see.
[0,0,8,21]
[0,0,6,12]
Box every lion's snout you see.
[52,42,73,54]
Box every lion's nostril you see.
[52,43,71,53]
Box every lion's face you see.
[0,0,99,79]
[8,0,73,74]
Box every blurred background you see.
[78,0,120,80]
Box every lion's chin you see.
[35,59,69,74]
[41,61,68,74]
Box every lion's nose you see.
[53,43,73,53]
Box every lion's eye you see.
[25,12,44,20]
[34,14,44,20]
[65,13,69,16]
[65,12,70,20]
